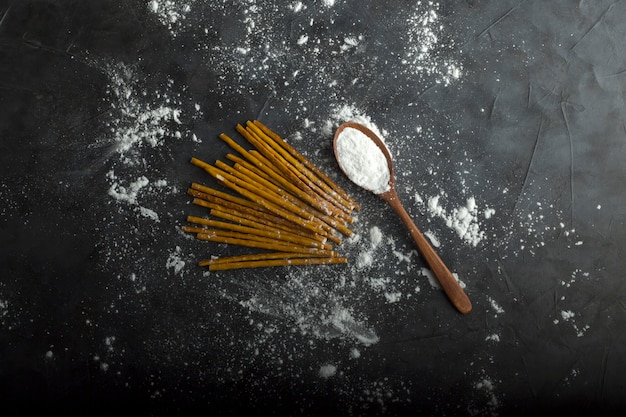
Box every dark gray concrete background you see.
[1,0,625,415]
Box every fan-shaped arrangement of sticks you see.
[183,120,360,271]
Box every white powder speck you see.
[139,207,160,222]
[290,1,305,13]
[561,310,575,321]
[319,364,337,378]
[356,226,385,268]
[485,334,500,342]
[384,292,402,303]
[420,267,439,288]
[424,231,441,247]
[369,226,383,247]
[488,297,504,316]
[392,250,414,263]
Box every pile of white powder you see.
[335,126,391,195]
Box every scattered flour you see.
[166,246,186,276]
[149,0,194,36]
[83,2,565,415]
[402,2,463,86]
[420,193,486,246]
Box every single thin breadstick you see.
[185,227,286,246]
[207,256,348,271]
[253,119,360,210]
[199,251,328,267]
[196,232,338,256]
[186,215,331,249]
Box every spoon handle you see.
[385,193,472,314]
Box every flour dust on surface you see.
[8,0,596,414]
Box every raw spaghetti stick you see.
[196,232,338,256]
[245,122,354,218]
[210,208,340,245]
[186,215,331,249]
[200,162,334,237]
[225,153,274,184]
[206,256,348,271]
[253,119,360,210]
[198,251,329,267]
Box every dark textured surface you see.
[2,0,626,415]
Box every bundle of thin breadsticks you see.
[183,120,360,271]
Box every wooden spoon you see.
[333,122,472,314]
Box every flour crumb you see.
[319,364,337,378]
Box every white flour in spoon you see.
[335,127,391,194]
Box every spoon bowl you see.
[334,122,472,314]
